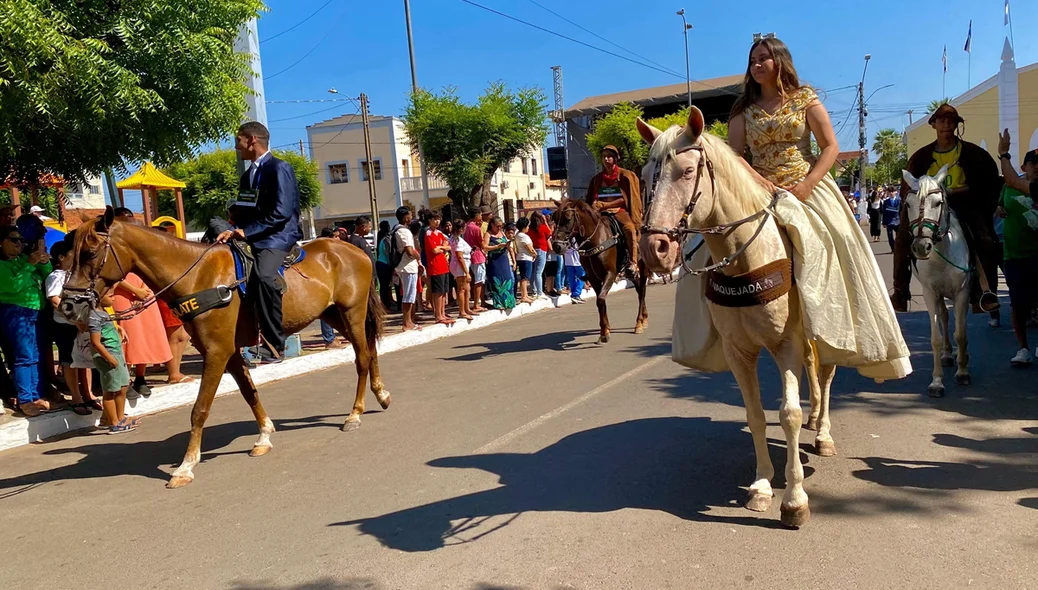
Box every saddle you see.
[230,240,306,296]
[582,212,629,271]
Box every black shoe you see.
[890,289,909,313]
[134,378,152,398]
[256,345,283,364]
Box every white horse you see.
[637,108,836,528]
[902,167,971,397]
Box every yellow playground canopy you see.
[116,162,187,230]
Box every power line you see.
[520,0,684,78]
[260,0,336,44]
[456,0,685,81]
[265,9,348,80]
[266,98,354,104]
[269,103,345,123]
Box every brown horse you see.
[551,199,649,343]
[61,208,390,488]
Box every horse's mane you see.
[73,216,206,266]
[559,197,595,216]
[648,125,773,216]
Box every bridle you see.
[552,204,604,256]
[65,230,222,321]
[908,184,949,244]
[641,140,780,276]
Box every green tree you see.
[403,83,548,214]
[872,128,908,185]
[158,149,320,228]
[0,0,263,185]
[585,103,651,171]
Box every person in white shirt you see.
[563,239,586,303]
[514,218,537,304]
[392,207,421,331]
[449,218,476,320]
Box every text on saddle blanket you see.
[705,258,794,308]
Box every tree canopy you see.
[403,83,548,213]
[0,0,262,185]
[158,149,320,228]
[585,103,729,171]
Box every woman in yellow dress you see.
[728,37,911,380]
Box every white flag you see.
[1005,1,1010,26]
[942,45,947,73]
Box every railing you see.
[400,175,448,192]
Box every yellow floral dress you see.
[742,86,912,381]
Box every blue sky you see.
[256,0,1034,155]
[121,0,1034,210]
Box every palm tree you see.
[872,128,908,185]
[926,99,950,115]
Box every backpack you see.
[388,225,405,269]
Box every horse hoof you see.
[597,334,610,344]
[166,475,194,489]
[928,385,945,398]
[780,504,810,529]
[816,440,837,457]
[804,417,819,431]
[955,374,971,386]
[634,325,645,334]
[941,356,955,368]
[341,419,360,432]
[249,445,272,457]
[376,390,391,410]
[746,493,773,512]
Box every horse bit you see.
[908,185,949,244]
[641,142,780,276]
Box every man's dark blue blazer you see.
[236,154,303,252]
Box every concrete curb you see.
[1,275,661,452]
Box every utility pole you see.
[549,65,567,198]
[403,0,432,209]
[677,9,693,108]
[857,54,871,200]
[298,139,305,156]
[360,93,380,228]
[907,109,913,125]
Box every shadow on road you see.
[439,330,600,361]
[331,417,818,552]
[227,579,539,590]
[0,415,345,495]
[852,426,1038,496]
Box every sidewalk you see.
[0,275,661,452]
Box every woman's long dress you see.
[743,86,911,380]
[485,235,516,310]
[113,273,172,367]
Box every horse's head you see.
[902,165,949,261]
[60,207,129,323]
[636,107,712,273]
[551,198,593,255]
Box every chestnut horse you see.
[61,208,390,488]
[551,199,649,343]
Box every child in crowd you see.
[564,239,586,304]
[83,292,137,433]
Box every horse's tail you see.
[365,269,385,341]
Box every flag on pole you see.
[964,20,972,53]
[1005,1,1011,26]
[942,45,947,72]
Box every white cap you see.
[29,205,44,213]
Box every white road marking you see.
[474,356,667,454]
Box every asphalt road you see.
[1,243,1036,590]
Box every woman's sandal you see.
[109,417,138,435]
[85,398,104,412]
[70,403,92,416]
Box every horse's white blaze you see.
[904,172,972,395]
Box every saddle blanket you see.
[231,243,306,296]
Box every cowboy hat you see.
[928,103,964,126]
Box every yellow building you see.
[907,39,1038,164]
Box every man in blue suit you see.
[216,121,303,361]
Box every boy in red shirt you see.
[423,211,453,325]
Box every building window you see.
[329,163,349,184]
[521,158,528,175]
[360,159,382,181]
[531,158,538,175]
[89,183,102,195]
[401,159,410,177]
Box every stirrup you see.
[979,291,1001,313]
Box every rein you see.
[66,233,232,321]
[641,142,781,276]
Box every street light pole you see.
[404,0,432,211]
[677,9,692,108]
[857,54,871,200]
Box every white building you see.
[64,174,107,210]
[306,113,547,227]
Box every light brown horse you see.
[551,199,649,343]
[61,208,390,488]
